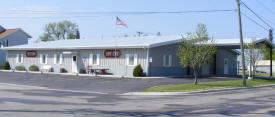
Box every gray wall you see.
[215,48,238,76]
[149,44,238,77]
[0,30,29,66]
[7,48,148,76]
[149,44,187,76]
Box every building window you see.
[126,54,137,66]
[16,54,24,64]
[163,54,172,67]
[89,54,100,65]
[6,40,8,47]
[40,54,48,64]
[54,54,62,64]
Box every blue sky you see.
[0,0,274,42]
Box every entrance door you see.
[72,55,78,73]
[224,58,229,75]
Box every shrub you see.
[15,65,26,71]
[29,65,39,71]
[3,61,11,70]
[133,64,144,77]
[60,68,68,73]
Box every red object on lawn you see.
[99,69,106,75]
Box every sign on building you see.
[104,49,121,58]
[26,50,37,57]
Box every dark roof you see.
[0,29,17,38]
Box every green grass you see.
[143,79,275,92]
[0,67,4,70]
[238,71,275,77]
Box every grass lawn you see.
[238,71,275,77]
[0,67,4,70]
[143,79,275,92]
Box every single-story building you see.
[1,35,272,77]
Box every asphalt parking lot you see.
[0,71,237,93]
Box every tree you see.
[244,39,265,79]
[262,49,275,60]
[156,32,161,36]
[177,24,216,85]
[39,20,79,41]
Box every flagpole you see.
[115,17,118,73]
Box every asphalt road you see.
[0,71,236,93]
[0,82,274,117]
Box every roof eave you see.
[2,45,150,50]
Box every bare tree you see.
[245,39,265,79]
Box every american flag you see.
[116,17,128,28]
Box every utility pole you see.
[236,0,246,86]
[269,29,273,78]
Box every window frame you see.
[126,54,138,66]
[16,54,24,64]
[40,54,48,64]
[89,54,100,65]
[163,54,172,67]
[54,54,63,64]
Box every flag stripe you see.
[116,17,128,28]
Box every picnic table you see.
[87,67,109,77]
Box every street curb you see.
[122,84,275,96]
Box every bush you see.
[29,65,39,71]
[133,64,144,77]
[3,62,11,70]
[15,65,26,71]
[60,68,68,73]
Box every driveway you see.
[0,71,237,93]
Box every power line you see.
[0,9,237,19]
[240,0,274,29]
[255,0,275,15]
[241,12,269,31]
[0,9,237,15]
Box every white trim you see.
[40,54,48,64]
[89,54,100,66]
[134,54,138,66]
[54,54,57,64]
[59,54,63,64]
[40,54,43,64]
[126,54,137,66]
[16,54,19,63]
[21,54,24,64]
[146,48,150,76]
[89,54,93,65]
[96,54,100,65]
[45,54,48,64]
[54,54,62,64]
[16,54,23,64]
